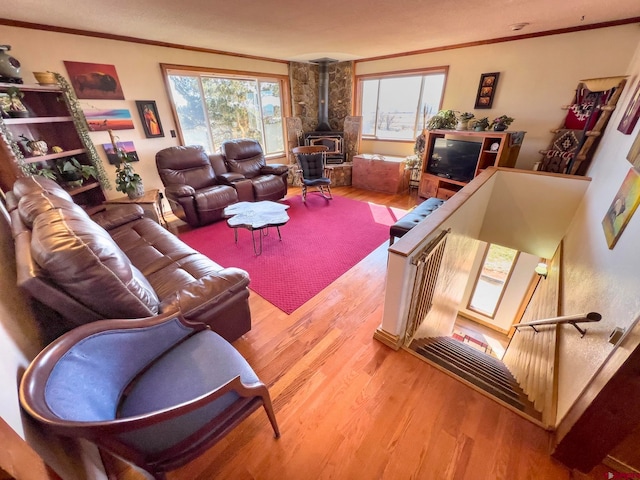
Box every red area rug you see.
[179,194,405,314]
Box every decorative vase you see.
[493,123,507,131]
[127,182,145,199]
[474,125,486,132]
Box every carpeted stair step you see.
[413,336,541,419]
[422,338,517,394]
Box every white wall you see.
[556,39,640,421]
[356,25,640,170]
[0,25,288,208]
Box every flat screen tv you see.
[427,138,482,183]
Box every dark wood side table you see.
[103,188,168,229]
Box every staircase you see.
[412,336,542,421]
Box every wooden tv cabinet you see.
[418,129,525,200]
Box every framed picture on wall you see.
[474,72,500,109]
[63,61,125,100]
[627,129,640,169]
[618,80,640,135]
[602,167,640,249]
[136,100,164,138]
[102,141,139,165]
[84,109,134,131]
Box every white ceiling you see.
[4,0,640,61]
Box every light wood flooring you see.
[114,186,613,480]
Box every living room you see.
[2,8,640,479]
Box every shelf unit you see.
[418,129,525,200]
[0,81,106,211]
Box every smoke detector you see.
[510,22,530,31]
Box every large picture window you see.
[163,66,288,156]
[357,68,447,141]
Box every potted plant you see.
[426,110,457,130]
[115,156,144,199]
[490,115,515,131]
[456,112,474,130]
[57,157,97,187]
[6,86,28,118]
[35,166,57,180]
[473,117,490,131]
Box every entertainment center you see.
[419,129,525,200]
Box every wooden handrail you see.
[514,312,601,337]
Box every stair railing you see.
[514,312,602,338]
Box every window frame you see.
[467,243,520,319]
[355,66,448,142]
[161,63,291,158]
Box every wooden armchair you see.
[19,311,280,479]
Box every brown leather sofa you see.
[7,176,252,342]
[156,141,288,228]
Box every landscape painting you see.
[64,61,125,100]
[84,109,134,131]
[102,141,139,165]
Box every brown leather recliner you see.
[220,139,289,202]
[155,145,238,227]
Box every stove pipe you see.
[311,58,337,131]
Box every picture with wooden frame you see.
[475,72,500,109]
[602,167,640,249]
[627,128,640,169]
[136,100,164,138]
[618,80,640,135]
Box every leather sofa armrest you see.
[165,184,196,198]
[217,172,246,185]
[92,205,145,230]
[261,164,289,176]
[161,267,250,319]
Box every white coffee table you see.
[223,201,290,255]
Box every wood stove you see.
[304,132,344,164]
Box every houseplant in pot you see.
[426,110,457,130]
[474,117,490,131]
[6,86,28,118]
[115,156,144,199]
[490,115,515,131]
[56,157,97,188]
[456,112,474,131]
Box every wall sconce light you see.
[535,262,548,279]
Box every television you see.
[426,138,482,183]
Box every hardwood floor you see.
[122,186,612,479]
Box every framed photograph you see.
[102,141,139,165]
[602,168,640,249]
[627,129,640,169]
[136,100,164,138]
[84,109,134,131]
[63,61,125,100]
[475,72,500,109]
[618,80,640,135]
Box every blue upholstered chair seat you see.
[21,312,279,479]
[303,177,331,187]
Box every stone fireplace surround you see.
[289,61,354,135]
[288,61,356,185]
